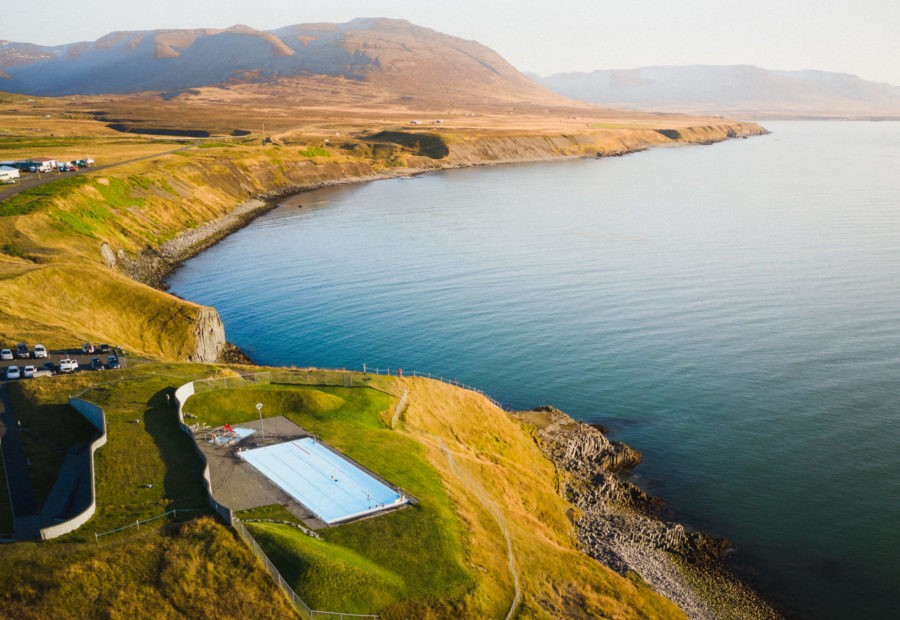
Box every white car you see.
[32,344,48,358]
[22,365,36,378]
[58,358,79,373]
[5,366,21,380]
[0,349,12,361]
[82,343,95,354]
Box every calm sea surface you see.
[169,122,900,619]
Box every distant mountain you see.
[536,65,900,119]
[0,18,567,105]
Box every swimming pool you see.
[239,437,406,524]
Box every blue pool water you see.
[240,437,405,524]
[169,121,900,618]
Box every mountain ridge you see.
[536,64,900,119]
[0,18,567,106]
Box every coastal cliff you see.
[0,120,764,362]
[512,407,782,620]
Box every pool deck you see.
[196,415,411,529]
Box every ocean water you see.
[168,122,900,619]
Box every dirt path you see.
[437,438,521,620]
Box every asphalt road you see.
[0,144,193,202]
[1,348,128,381]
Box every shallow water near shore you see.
[169,121,900,619]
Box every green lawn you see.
[7,387,98,508]
[187,383,475,616]
[249,521,405,613]
[9,363,217,536]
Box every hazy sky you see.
[3,0,899,84]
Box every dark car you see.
[15,343,30,358]
[90,357,105,370]
[106,355,121,369]
[99,343,112,353]
[42,361,56,373]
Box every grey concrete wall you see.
[39,398,107,540]
[174,381,233,524]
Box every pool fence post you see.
[256,403,265,441]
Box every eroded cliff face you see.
[188,306,226,363]
[443,122,767,164]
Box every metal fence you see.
[360,366,505,410]
[192,366,504,410]
[234,520,378,620]
[69,364,504,410]
[93,507,210,541]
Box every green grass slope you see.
[186,383,475,617]
[186,378,686,619]
[0,518,296,619]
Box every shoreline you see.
[512,407,784,620]
[116,125,781,615]
[125,123,766,293]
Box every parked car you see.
[82,343,95,354]
[0,348,12,361]
[107,355,121,369]
[15,343,30,358]
[90,357,105,370]
[42,361,56,373]
[22,365,36,378]
[58,358,79,373]
[5,366,21,380]
[32,344,48,358]
[99,343,112,354]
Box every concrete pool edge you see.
[238,436,411,526]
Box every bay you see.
[168,121,900,619]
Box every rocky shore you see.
[117,121,766,294]
[109,122,766,364]
[511,407,782,620]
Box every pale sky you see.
[3,0,899,85]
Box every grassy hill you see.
[1,364,687,618]
[183,375,687,618]
[0,94,763,361]
[0,96,764,617]
[0,364,296,619]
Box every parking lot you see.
[1,345,127,382]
